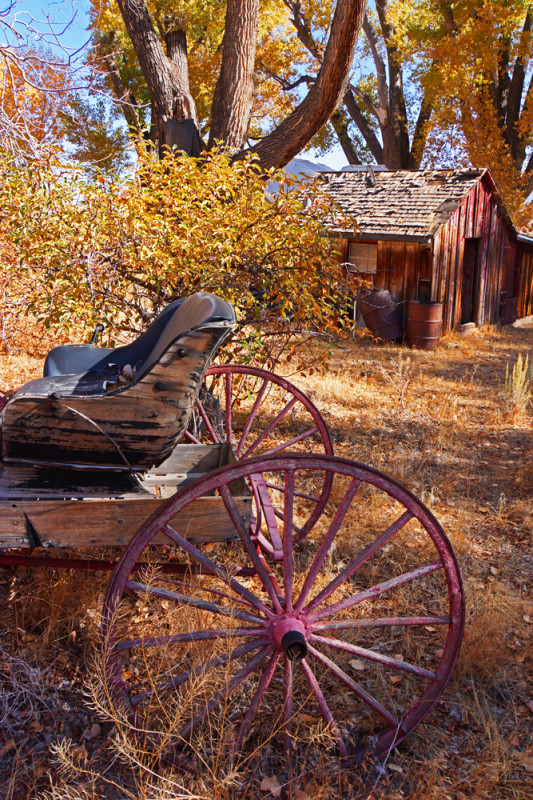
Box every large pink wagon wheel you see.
[102,454,464,770]
[185,365,334,553]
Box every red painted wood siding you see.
[432,176,520,331]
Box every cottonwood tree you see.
[285,0,432,168]
[90,0,367,167]
[0,2,87,157]
[392,0,533,223]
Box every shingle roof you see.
[322,168,486,239]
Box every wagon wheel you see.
[102,454,464,771]
[185,365,334,554]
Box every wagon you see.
[0,292,465,770]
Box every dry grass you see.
[0,321,532,799]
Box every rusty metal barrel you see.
[406,301,443,350]
[357,288,403,341]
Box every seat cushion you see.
[42,292,235,387]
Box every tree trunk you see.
[115,0,198,155]
[331,108,361,164]
[209,0,259,152]
[247,0,366,168]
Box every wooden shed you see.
[322,167,533,332]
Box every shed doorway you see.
[461,238,481,324]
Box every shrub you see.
[0,149,352,369]
[504,353,531,418]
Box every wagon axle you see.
[270,615,309,663]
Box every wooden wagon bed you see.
[0,443,250,549]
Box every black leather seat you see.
[16,293,235,400]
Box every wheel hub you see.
[270,616,308,663]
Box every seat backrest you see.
[130,293,234,380]
[43,293,235,380]
[1,292,236,470]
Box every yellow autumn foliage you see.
[0,149,350,368]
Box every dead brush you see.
[455,578,531,685]
[375,354,416,414]
[503,352,532,420]
[0,635,55,739]
[7,563,108,657]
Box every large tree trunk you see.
[115,0,199,155]
[209,0,259,152]
[116,0,366,168]
[247,0,366,168]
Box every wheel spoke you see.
[303,510,414,614]
[116,626,266,652]
[295,478,361,612]
[233,651,281,755]
[283,470,295,612]
[265,481,320,503]
[310,560,443,621]
[224,372,233,443]
[283,657,293,762]
[160,578,258,610]
[183,430,201,444]
[299,658,349,757]
[313,615,451,632]
[130,639,268,708]
[195,397,220,443]
[179,645,272,739]
[219,485,284,614]
[236,378,269,456]
[125,580,263,624]
[242,397,298,458]
[253,477,283,556]
[162,524,274,618]
[307,644,399,727]
[309,634,436,680]
[255,426,320,456]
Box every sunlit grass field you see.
[0,320,531,799]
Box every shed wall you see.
[337,238,430,326]
[431,178,519,332]
[518,244,533,318]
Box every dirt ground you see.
[0,321,531,800]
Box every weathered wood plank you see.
[0,494,252,548]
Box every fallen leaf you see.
[490,566,499,576]
[0,739,15,757]
[521,755,533,773]
[350,658,366,671]
[300,713,321,726]
[390,675,402,684]
[523,615,531,623]
[295,790,310,800]
[388,763,403,773]
[72,744,88,761]
[260,775,282,797]
[86,723,101,739]
[28,719,43,733]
